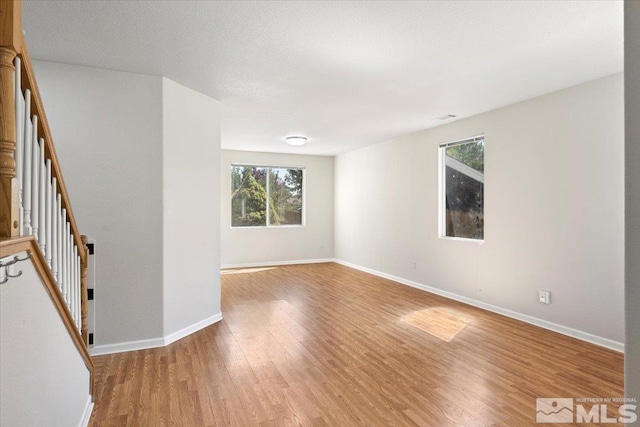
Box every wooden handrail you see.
[1,0,90,356]
[0,237,94,381]
[17,43,87,263]
[0,1,86,263]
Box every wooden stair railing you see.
[0,0,93,383]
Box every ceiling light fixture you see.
[285,136,307,146]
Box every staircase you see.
[1,0,94,424]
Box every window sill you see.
[231,225,305,229]
[439,236,484,244]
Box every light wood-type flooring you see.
[89,263,624,426]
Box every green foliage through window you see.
[231,165,303,227]
[442,137,484,240]
[445,139,484,172]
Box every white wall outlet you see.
[538,290,551,304]
[411,261,416,269]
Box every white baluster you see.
[68,226,72,313]
[67,230,73,318]
[77,254,81,330]
[74,246,79,327]
[45,161,53,267]
[68,226,73,314]
[68,226,73,316]
[70,245,75,324]
[69,241,75,323]
[11,59,83,328]
[66,226,70,306]
[22,94,32,235]
[58,201,64,293]
[14,57,24,236]
[18,196,24,236]
[14,57,22,185]
[31,122,40,241]
[51,180,58,282]
[38,139,46,253]
[61,209,67,305]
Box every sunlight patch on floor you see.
[221,267,276,275]
[402,307,471,342]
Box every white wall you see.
[335,74,624,346]
[221,150,334,267]
[35,62,224,352]
[625,0,640,408]
[162,78,221,339]
[34,61,164,347]
[1,255,92,427]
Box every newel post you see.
[80,235,89,345]
[0,0,21,238]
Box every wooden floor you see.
[89,263,624,426]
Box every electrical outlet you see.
[411,261,416,269]
[538,290,551,304]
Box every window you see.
[439,135,484,240]
[231,165,304,227]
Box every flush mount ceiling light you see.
[285,136,308,146]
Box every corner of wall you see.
[161,78,222,341]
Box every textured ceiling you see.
[22,1,623,156]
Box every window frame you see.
[230,164,306,229]
[438,134,485,242]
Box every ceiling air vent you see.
[433,114,457,121]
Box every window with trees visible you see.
[440,135,484,240]
[231,165,304,227]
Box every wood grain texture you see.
[0,0,85,257]
[0,0,22,54]
[89,263,623,426]
[402,307,470,342]
[81,234,89,346]
[0,44,18,237]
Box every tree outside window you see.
[440,136,484,240]
[231,165,304,227]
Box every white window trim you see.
[438,135,485,242]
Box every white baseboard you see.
[89,312,223,356]
[221,258,334,270]
[333,259,624,353]
[90,336,165,356]
[78,395,94,427]
[164,312,223,346]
